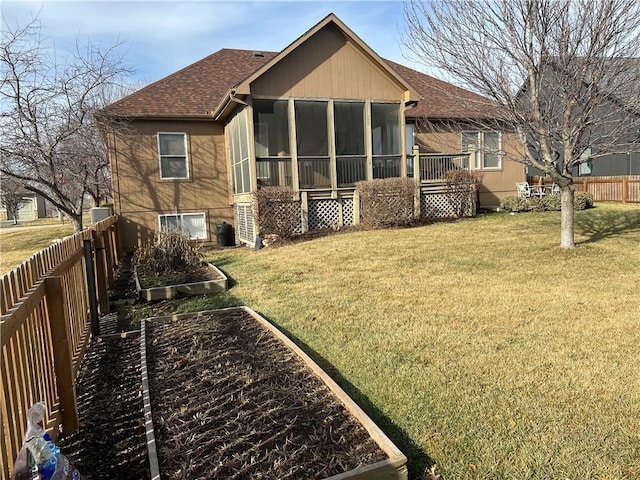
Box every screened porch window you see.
[335,102,366,187]
[296,100,330,188]
[253,99,292,187]
[229,109,251,194]
[158,133,189,179]
[371,103,401,178]
[158,213,207,240]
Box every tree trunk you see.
[560,185,576,249]
[70,214,83,233]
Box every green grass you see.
[0,224,73,274]
[201,203,640,480]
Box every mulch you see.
[56,255,387,480]
[146,312,387,480]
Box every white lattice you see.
[421,192,474,218]
[421,193,456,218]
[309,199,340,231]
[342,198,354,226]
[234,203,255,245]
[263,200,302,235]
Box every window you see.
[335,102,366,186]
[371,103,401,178]
[405,123,415,177]
[229,109,251,194]
[158,213,207,239]
[253,99,291,187]
[578,147,593,176]
[461,131,502,169]
[295,101,330,188]
[158,133,188,179]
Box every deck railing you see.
[0,216,121,480]
[418,153,468,181]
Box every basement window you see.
[158,213,206,239]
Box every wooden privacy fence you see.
[0,215,121,480]
[573,175,640,203]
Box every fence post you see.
[83,240,100,337]
[104,228,115,290]
[92,231,110,315]
[622,178,629,204]
[44,276,78,435]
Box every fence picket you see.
[0,216,119,480]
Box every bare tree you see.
[403,0,640,248]
[0,176,31,224]
[0,17,129,232]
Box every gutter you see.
[212,89,249,121]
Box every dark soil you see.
[138,264,222,288]
[57,336,148,479]
[57,255,387,480]
[146,312,387,480]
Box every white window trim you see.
[158,212,207,240]
[158,132,190,180]
[461,130,503,170]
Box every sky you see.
[1,0,421,87]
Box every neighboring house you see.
[0,191,46,222]
[523,58,640,179]
[101,13,526,249]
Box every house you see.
[0,188,47,222]
[101,13,526,249]
[521,58,640,180]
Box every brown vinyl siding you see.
[251,25,404,101]
[415,126,526,207]
[109,119,233,249]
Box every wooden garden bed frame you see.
[140,306,408,480]
[134,262,228,301]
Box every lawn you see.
[203,203,640,480]
[0,223,73,274]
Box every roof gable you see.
[101,15,495,121]
[231,13,419,104]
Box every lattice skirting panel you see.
[308,198,356,231]
[342,198,354,226]
[234,203,255,245]
[421,192,458,218]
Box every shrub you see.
[133,229,202,278]
[501,190,593,213]
[442,169,483,218]
[542,194,561,211]
[253,186,301,238]
[500,196,529,212]
[356,177,416,228]
[527,196,546,212]
[575,191,594,210]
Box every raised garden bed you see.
[134,262,228,301]
[141,307,407,480]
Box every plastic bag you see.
[12,402,84,480]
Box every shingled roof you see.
[386,60,495,120]
[102,49,276,118]
[102,48,493,120]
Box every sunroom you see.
[226,97,415,244]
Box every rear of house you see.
[102,13,526,250]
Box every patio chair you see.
[515,182,532,198]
